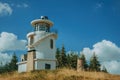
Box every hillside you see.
[0,69,120,80]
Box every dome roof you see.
[31,16,54,27]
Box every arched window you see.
[50,39,53,49]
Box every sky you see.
[0,0,120,74]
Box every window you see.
[45,64,51,69]
[50,39,53,49]
[22,59,23,61]
[46,27,50,32]
[34,24,39,31]
[39,26,45,31]
[30,36,34,45]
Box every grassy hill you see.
[0,68,120,80]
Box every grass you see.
[0,68,120,80]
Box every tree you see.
[66,51,78,69]
[60,45,67,67]
[9,52,18,71]
[89,52,101,71]
[56,45,67,68]
[56,48,62,68]
[79,53,88,70]
[66,53,71,68]
[0,52,18,73]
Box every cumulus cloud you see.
[93,40,120,61]
[0,32,27,51]
[81,48,93,61]
[81,40,120,74]
[0,32,27,65]
[0,2,12,16]
[0,52,12,65]
[102,61,120,74]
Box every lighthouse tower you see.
[17,16,57,72]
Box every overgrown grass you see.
[0,68,120,80]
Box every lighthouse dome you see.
[31,16,53,27]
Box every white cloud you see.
[81,48,93,61]
[0,2,12,16]
[81,40,120,74]
[102,61,120,74]
[0,32,27,65]
[93,40,120,61]
[0,32,27,51]
[0,52,12,66]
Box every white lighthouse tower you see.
[17,16,57,72]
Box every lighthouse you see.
[17,16,57,72]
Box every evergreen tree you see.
[9,52,18,71]
[89,52,101,71]
[66,53,71,68]
[79,53,88,70]
[60,45,67,67]
[66,51,78,69]
[56,48,61,68]
[0,64,4,73]
[70,52,78,69]
[0,52,18,73]
[4,63,10,72]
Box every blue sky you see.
[0,0,120,74]
[0,0,120,51]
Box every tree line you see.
[0,45,107,73]
[56,45,107,73]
